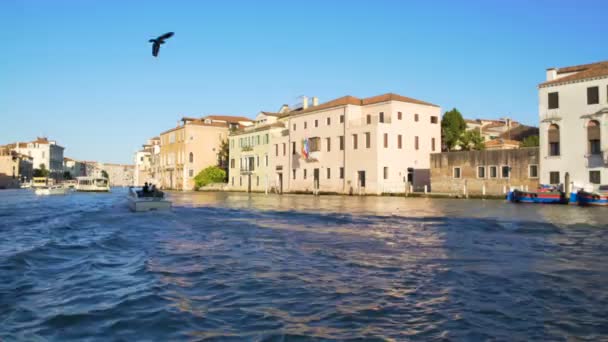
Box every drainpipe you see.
[343,106,347,193]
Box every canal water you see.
[1,189,607,341]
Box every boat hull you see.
[35,187,68,196]
[508,190,568,204]
[128,198,171,212]
[576,191,608,206]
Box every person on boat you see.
[143,182,149,193]
[151,184,157,193]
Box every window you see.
[398,135,402,149]
[588,120,601,154]
[292,142,296,155]
[431,137,436,151]
[293,124,296,131]
[189,169,194,177]
[587,86,599,105]
[275,144,278,156]
[340,115,344,123]
[283,143,286,156]
[489,166,498,178]
[383,167,388,179]
[590,171,601,184]
[256,156,259,167]
[304,169,307,179]
[265,155,268,166]
[293,169,296,179]
[366,114,371,124]
[415,136,419,150]
[398,112,402,120]
[548,92,559,109]
[529,164,538,178]
[477,166,486,178]
[548,124,560,156]
[366,133,371,148]
[414,114,419,122]
[230,159,235,168]
[189,152,194,163]
[265,134,269,144]
[327,117,331,125]
[257,176,259,186]
[353,134,358,149]
[326,137,331,152]
[501,165,510,179]
[339,136,344,150]
[379,112,385,123]
[309,137,321,152]
[431,116,438,124]
[550,171,560,185]
[231,177,234,186]
[453,167,461,179]
[340,167,344,179]
[304,122,307,129]
[315,119,318,127]
[327,168,331,179]
[239,177,242,186]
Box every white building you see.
[133,149,151,186]
[10,137,65,180]
[539,60,608,190]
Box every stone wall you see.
[430,147,540,196]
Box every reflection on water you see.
[0,189,607,341]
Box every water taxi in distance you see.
[507,185,569,204]
[575,185,608,206]
[128,187,171,212]
[76,177,110,192]
[32,177,54,188]
[35,184,68,196]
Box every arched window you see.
[548,124,560,156]
[189,152,194,163]
[587,120,601,155]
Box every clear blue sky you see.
[1,0,606,164]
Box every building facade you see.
[9,137,65,180]
[229,93,441,195]
[430,148,540,196]
[539,61,608,190]
[160,115,252,190]
[63,157,86,178]
[100,163,134,187]
[133,149,151,186]
[0,148,33,189]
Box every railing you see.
[540,111,562,122]
[586,152,608,168]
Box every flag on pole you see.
[301,138,309,159]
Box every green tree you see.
[101,170,109,179]
[441,108,467,151]
[194,166,226,189]
[63,171,73,180]
[521,135,539,147]
[217,138,229,175]
[33,163,49,177]
[460,129,485,151]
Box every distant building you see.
[133,149,151,186]
[63,157,86,178]
[7,137,64,180]
[100,163,134,187]
[539,60,608,189]
[430,148,540,196]
[0,147,33,189]
[484,138,521,150]
[160,115,253,190]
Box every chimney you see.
[312,96,319,107]
[546,68,557,81]
[302,96,309,110]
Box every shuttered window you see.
[548,124,560,156]
[548,92,559,109]
[587,86,599,105]
[588,120,601,154]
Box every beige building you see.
[0,147,33,189]
[63,157,85,178]
[229,93,441,195]
[7,137,65,180]
[160,115,252,190]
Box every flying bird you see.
[149,32,174,57]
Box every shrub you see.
[194,166,226,189]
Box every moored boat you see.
[576,185,608,206]
[76,177,110,192]
[128,187,171,212]
[35,185,68,196]
[507,185,568,204]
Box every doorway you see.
[313,168,320,191]
[358,170,366,190]
[277,173,283,194]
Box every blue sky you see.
[1,0,606,164]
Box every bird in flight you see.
[149,32,174,57]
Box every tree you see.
[33,163,49,177]
[460,129,485,151]
[194,166,226,189]
[441,108,467,151]
[521,135,539,147]
[217,138,229,175]
[63,171,73,180]
[101,170,109,179]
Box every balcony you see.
[586,152,607,168]
[540,110,562,123]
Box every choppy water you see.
[1,189,607,341]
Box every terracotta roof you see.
[540,60,608,87]
[63,157,75,162]
[361,93,439,107]
[203,115,253,123]
[260,112,284,117]
[485,139,520,147]
[230,122,285,136]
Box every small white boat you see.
[76,177,110,192]
[35,185,68,196]
[128,187,171,212]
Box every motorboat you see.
[32,177,53,188]
[35,185,68,196]
[507,185,569,204]
[128,187,171,212]
[575,185,608,206]
[76,177,110,192]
